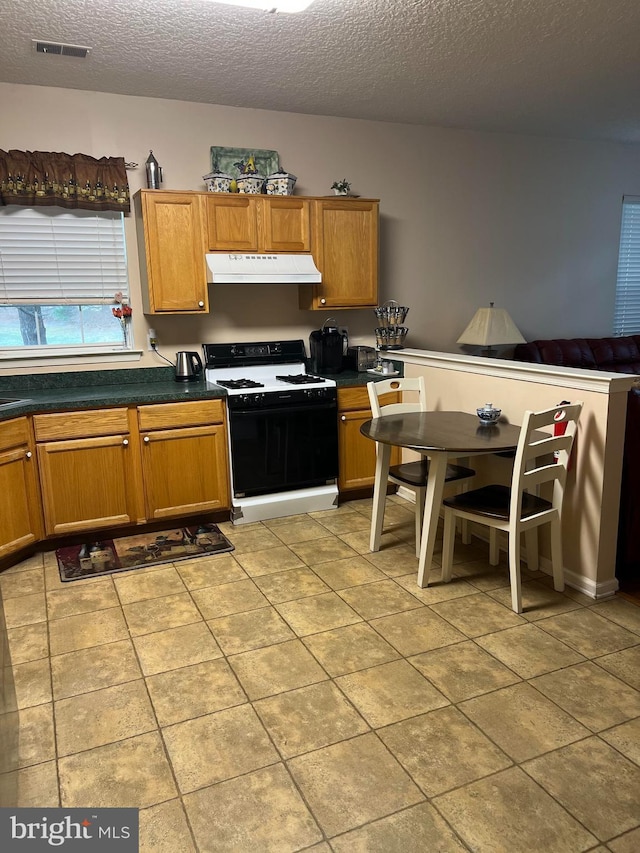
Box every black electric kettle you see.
[175,351,203,382]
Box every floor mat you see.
[56,523,234,582]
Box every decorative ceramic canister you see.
[476,403,501,425]
[264,172,297,195]
[203,171,233,192]
[236,174,265,194]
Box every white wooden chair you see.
[441,401,583,613]
[367,377,476,556]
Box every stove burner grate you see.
[216,378,265,389]
[275,374,327,385]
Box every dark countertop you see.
[0,364,400,421]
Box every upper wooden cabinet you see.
[135,190,209,314]
[205,195,311,252]
[300,198,379,310]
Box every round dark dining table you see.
[360,410,525,587]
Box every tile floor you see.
[1,495,640,852]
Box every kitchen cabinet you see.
[337,386,400,493]
[0,418,42,559]
[138,400,230,519]
[206,195,311,252]
[34,409,143,536]
[300,198,379,310]
[134,190,209,314]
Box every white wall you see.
[2,82,640,372]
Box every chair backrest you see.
[367,376,428,418]
[510,402,583,521]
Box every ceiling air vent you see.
[32,40,92,58]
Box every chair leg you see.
[370,443,391,553]
[508,532,523,614]
[461,518,471,545]
[414,488,425,558]
[441,508,456,582]
[549,518,565,592]
[525,528,539,572]
[489,528,499,565]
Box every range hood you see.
[206,253,321,284]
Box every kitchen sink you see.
[0,397,29,406]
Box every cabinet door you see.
[37,435,137,535]
[261,198,311,252]
[302,199,379,309]
[141,424,230,519]
[337,387,400,493]
[206,195,259,251]
[0,445,41,558]
[136,191,208,313]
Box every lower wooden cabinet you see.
[138,400,230,519]
[337,386,400,493]
[0,418,42,558]
[34,409,140,536]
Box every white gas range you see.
[203,340,339,525]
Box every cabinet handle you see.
[320,298,326,305]
[198,301,205,308]
[25,450,32,459]
[340,415,346,421]
[143,436,150,443]
[122,438,129,446]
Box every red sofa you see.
[514,336,640,583]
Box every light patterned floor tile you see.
[183,764,322,852]
[434,766,597,852]
[190,578,268,619]
[338,579,423,620]
[253,566,330,603]
[11,658,52,709]
[146,658,246,726]
[175,553,247,589]
[269,517,334,545]
[487,579,583,620]
[254,681,369,758]
[0,568,45,599]
[6,622,49,664]
[51,639,141,699]
[58,732,177,808]
[379,705,512,796]
[409,639,521,702]
[55,680,156,756]
[430,593,525,637]
[123,593,202,636]
[531,661,640,731]
[539,609,639,657]
[370,607,466,656]
[476,622,586,678]
[335,659,449,727]
[132,622,222,676]
[275,592,362,636]
[589,597,640,634]
[302,622,400,677]
[330,801,469,852]
[600,717,640,765]
[113,566,186,604]
[234,545,306,577]
[596,646,640,690]
[46,578,118,619]
[207,606,294,655]
[162,704,278,793]
[15,760,59,807]
[288,732,424,838]
[139,799,196,853]
[290,536,360,565]
[228,639,328,700]
[49,607,128,655]
[460,682,590,762]
[524,737,640,841]
[309,556,386,590]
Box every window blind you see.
[614,196,640,336]
[0,206,128,304]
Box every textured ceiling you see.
[1,0,640,143]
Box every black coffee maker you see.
[309,318,345,374]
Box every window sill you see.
[0,346,144,369]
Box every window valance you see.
[0,150,130,213]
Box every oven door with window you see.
[228,393,338,498]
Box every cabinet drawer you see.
[337,386,399,412]
[0,417,30,452]
[33,408,129,441]
[138,399,225,430]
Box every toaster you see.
[345,346,377,371]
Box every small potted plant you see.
[331,178,351,196]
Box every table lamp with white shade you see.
[457,302,526,356]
